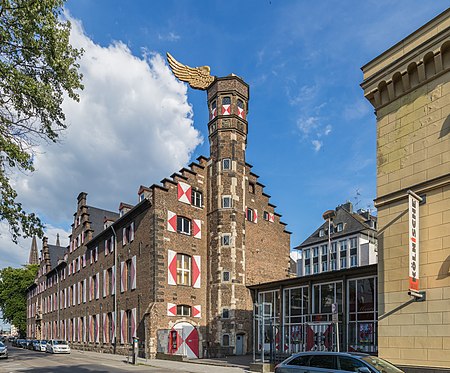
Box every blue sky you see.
[1,1,449,272]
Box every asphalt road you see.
[0,346,181,373]
[0,345,246,373]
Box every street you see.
[0,346,246,373]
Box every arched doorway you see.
[168,322,199,359]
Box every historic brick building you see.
[26,74,292,359]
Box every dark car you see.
[275,352,405,373]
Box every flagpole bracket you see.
[408,290,426,302]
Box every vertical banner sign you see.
[409,194,419,292]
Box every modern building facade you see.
[361,9,450,372]
[295,202,377,277]
[26,73,292,359]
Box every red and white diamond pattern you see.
[222,104,231,115]
[177,182,192,204]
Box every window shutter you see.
[177,182,192,204]
[95,246,98,261]
[88,315,93,342]
[269,212,275,223]
[120,310,125,344]
[111,311,116,344]
[131,255,137,290]
[193,219,202,239]
[193,305,201,318]
[103,270,107,297]
[90,250,93,265]
[78,317,82,342]
[102,313,107,343]
[132,308,137,338]
[167,303,176,316]
[167,211,177,232]
[167,250,177,285]
[104,240,108,256]
[192,255,201,288]
[122,227,127,245]
[254,209,258,224]
[111,265,116,295]
[96,272,100,299]
[130,222,135,242]
[78,256,81,271]
[83,279,87,303]
[95,314,100,343]
[120,262,125,293]
[64,288,67,309]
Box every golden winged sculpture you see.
[166,52,215,90]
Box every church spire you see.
[28,236,39,265]
[56,233,60,247]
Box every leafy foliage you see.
[0,0,83,242]
[0,264,38,335]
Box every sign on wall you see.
[408,192,420,293]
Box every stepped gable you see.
[86,206,119,236]
[245,161,290,233]
[47,244,67,270]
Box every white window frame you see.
[177,216,191,235]
[221,234,231,246]
[222,271,230,282]
[191,190,203,208]
[222,158,231,170]
[222,196,232,209]
[176,254,191,286]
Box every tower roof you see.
[28,236,39,265]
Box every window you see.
[210,100,217,119]
[191,190,203,208]
[106,238,114,254]
[176,305,191,316]
[93,314,98,343]
[127,310,132,344]
[350,255,358,267]
[313,263,319,274]
[305,265,311,275]
[287,355,310,366]
[338,356,366,371]
[93,275,98,299]
[222,334,230,347]
[337,223,343,232]
[263,211,269,221]
[321,244,328,255]
[319,229,324,237]
[127,260,132,291]
[222,196,232,208]
[322,261,328,272]
[223,271,230,282]
[221,234,231,246]
[222,158,231,170]
[304,249,310,259]
[340,257,347,269]
[108,313,113,343]
[222,308,230,319]
[249,182,255,194]
[350,237,358,248]
[340,240,347,251]
[176,254,191,285]
[309,355,336,369]
[107,268,113,295]
[139,193,145,202]
[222,96,231,106]
[331,259,337,270]
[313,247,319,257]
[246,208,254,222]
[177,216,191,235]
[331,242,337,253]
[123,224,133,245]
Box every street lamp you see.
[322,210,336,272]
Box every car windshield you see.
[0,342,4,347]
[54,340,67,345]
[362,356,403,373]
[41,340,47,344]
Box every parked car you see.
[18,339,27,348]
[0,342,8,359]
[274,352,405,373]
[27,340,37,350]
[46,340,70,354]
[38,340,47,352]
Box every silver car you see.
[46,339,71,354]
[275,352,404,373]
[0,342,7,359]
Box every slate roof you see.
[87,206,119,237]
[47,244,67,269]
[295,203,377,249]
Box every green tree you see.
[0,264,38,335]
[0,0,83,242]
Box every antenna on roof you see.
[354,188,361,209]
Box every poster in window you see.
[359,323,373,343]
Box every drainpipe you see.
[111,225,118,354]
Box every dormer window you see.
[249,182,255,194]
[319,229,324,237]
[337,223,343,232]
[139,193,145,202]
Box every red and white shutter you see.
[102,313,107,343]
[120,310,125,344]
[269,213,275,223]
[95,314,100,343]
[167,303,177,316]
[81,231,85,244]
[237,106,246,119]
[90,250,93,265]
[167,211,177,232]
[103,270,107,297]
[254,209,258,224]
[120,262,125,293]
[130,222,135,242]
[88,315,93,342]
[111,311,116,344]
[83,279,87,303]
[95,246,98,261]
[167,250,177,285]
[131,255,137,290]
[64,288,67,309]
[78,317,82,342]
[122,227,127,245]
[111,265,116,295]
[96,272,100,299]
[104,240,108,256]
[193,219,202,239]
[193,305,201,318]
[131,308,137,338]
[177,182,192,204]
[192,255,201,288]
[82,254,86,267]
[77,256,81,271]
[222,104,231,115]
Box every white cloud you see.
[158,32,180,42]
[2,16,201,268]
[312,140,322,152]
[287,84,318,106]
[297,116,319,136]
[344,99,371,121]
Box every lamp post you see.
[322,210,336,272]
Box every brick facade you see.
[27,74,291,359]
